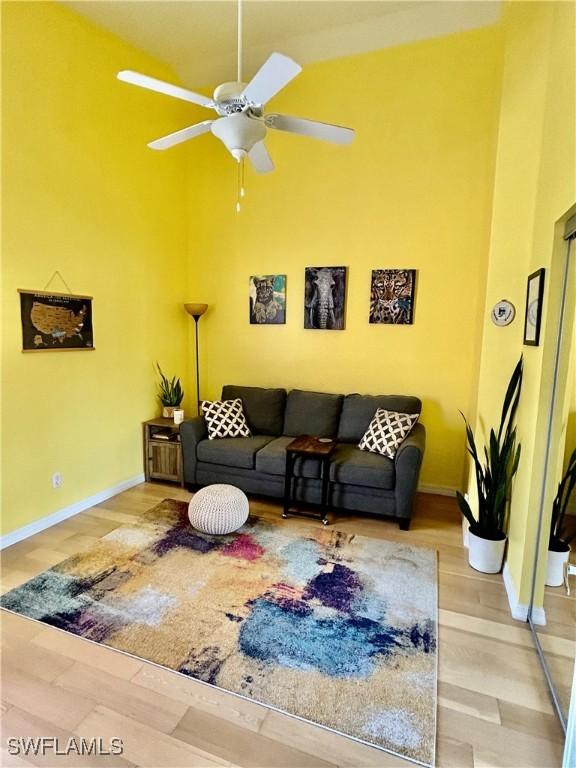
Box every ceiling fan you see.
[117,1,355,174]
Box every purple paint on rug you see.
[49,605,124,643]
[410,621,435,653]
[261,583,312,616]
[303,564,362,612]
[151,525,219,557]
[221,534,264,561]
[179,645,224,685]
[269,595,312,616]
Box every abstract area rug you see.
[1,499,437,766]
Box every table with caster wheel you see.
[283,435,336,525]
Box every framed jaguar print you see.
[249,275,286,324]
[523,268,545,346]
[369,269,416,324]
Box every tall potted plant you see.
[457,357,523,573]
[156,362,184,418]
[546,448,576,586]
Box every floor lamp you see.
[184,303,208,414]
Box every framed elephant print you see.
[304,267,347,330]
[369,269,416,324]
[249,275,286,324]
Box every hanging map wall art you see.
[19,290,94,351]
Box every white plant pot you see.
[545,547,570,587]
[468,528,507,574]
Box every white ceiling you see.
[65,1,501,89]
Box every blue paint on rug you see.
[0,570,91,620]
[350,591,389,622]
[238,598,400,677]
[279,538,324,584]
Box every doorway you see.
[527,211,576,752]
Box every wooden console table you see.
[283,435,336,525]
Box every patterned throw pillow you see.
[358,408,419,458]
[201,398,251,440]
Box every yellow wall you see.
[472,2,576,605]
[186,26,504,491]
[7,1,569,562]
[1,2,191,535]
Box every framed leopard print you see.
[369,269,416,325]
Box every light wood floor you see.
[1,483,573,768]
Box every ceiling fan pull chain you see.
[241,158,245,198]
[237,0,243,83]
[236,160,241,213]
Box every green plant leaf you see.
[456,491,477,529]
[498,356,523,442]
[551,453,576,543]
[155,362,184,406]
[511,442,521,477]
[458,358,522,537]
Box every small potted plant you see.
[156,362,184,418]
[546,448,576,587]
[457,357,523,573]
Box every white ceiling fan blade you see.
[117,70,214,109]
[242,53,302,106]
[265,114,355,145]
[248,141,274,173]
[148,121,213,150]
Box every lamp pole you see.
[184,303,208,415]
[193,315,200,412]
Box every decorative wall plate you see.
[491,299,515,326]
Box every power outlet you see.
[52,472,63,489]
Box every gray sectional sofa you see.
[180,385,425,529]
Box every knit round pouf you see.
[188,484,249,535]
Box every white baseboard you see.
[503,562,546,625]
[0,474,145,550]
[418,484,457,497]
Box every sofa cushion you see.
[222,385,287,436]
[201,398,251,439]
[255,436,322,478]
[329,443,395,490]
[359,409,419,458]
[197,435,273,470]
[338,394,422,443]
[283,390,343,438]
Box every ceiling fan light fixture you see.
[210,114,266,159]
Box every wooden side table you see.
[143,418,184,487]
[283,435,337,526]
